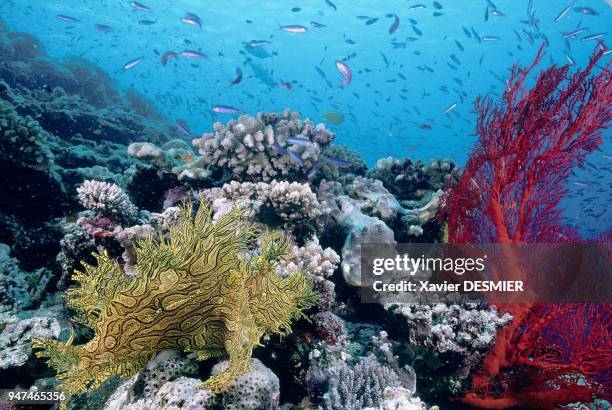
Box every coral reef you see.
[0,22,178,147]
[317,180,396,286]
[33,198,316,402]
[5,9,607,408]
[278,237,340,280]
[368,157,461,202]
[0,97,54,172]
[386,303,512,398]
[193,110,335,182]
[105,356,279,410]
[210,358,280,409]
[104,353,212,410]
[0,316,61,370]
[127,140,212,181]
[204,180,323,225]
[0,243,53,309]
[203,180,324,242]
[0,304,70,372]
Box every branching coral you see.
[77,180,138,222]
[193,109,334,182]
[32,198,316,403]
[323,355,402,410]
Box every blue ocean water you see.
[1,0,610,236]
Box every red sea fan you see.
[443,44,612,408]
[445,44,611,244]
[463,303,611,409]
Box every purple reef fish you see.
[286,137,312,146]
[306,162,322,178]
[57,15,79,22]
[388,14,400,34]
[181,50,208,59]
[181,13,202,28]
[95,24,113,32]
[287,150,305,166]
[335,60,352,87]
[272,143,287,156]
[161,51,177,66]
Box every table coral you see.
[32,197,316,403]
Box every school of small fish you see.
[32,0,610,186]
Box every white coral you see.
[77,180,137,221]
[203,180,322,224]
[278,237,340,279]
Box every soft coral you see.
[444,44,611,408]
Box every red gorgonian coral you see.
[446,44,610,245]
[444,44,611,408]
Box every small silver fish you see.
[443,102,457,114]
[246,40,270,47]
[175,120,191,136]
[213,105,239,114]
[123,56,143,70]
[310,21,326,28]
[554,0,577,22]
[325,0,337,11]
[482,36,500,41]
[388,14,400,34]
[574,6,598,15]
[130,2,151,12]
[562,28,587,39]
[230,68,243,85]
[280,25,307,33]
[581,33,605,42]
